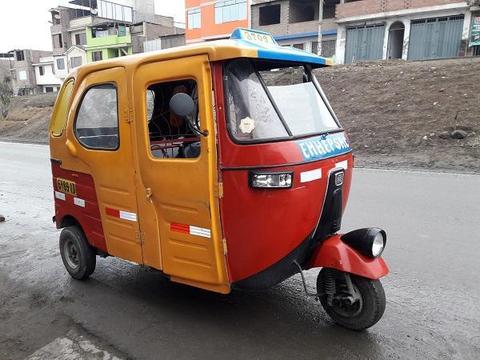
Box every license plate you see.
[56,178,77,196]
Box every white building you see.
[33,56,63,93]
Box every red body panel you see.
[51,163,107,252]
[212,64,354,282]
[308,234,389,279]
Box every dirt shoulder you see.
[1,58,479,173]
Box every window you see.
[146,80,201,159]
[53,34,63,49]
[92,51,103,62]
[322,0,340,19]
[293,43,304,50]
[18,70,27,80]
[56,58,65,70]
[215,0,247,24]
[289,0,318,23]
[70,56,82,68]
[50,79,74,136]
[75,32,87,46]
[75,84,119,150]
[187,8,201,29]
[39,66,44,76]
[259,4,280,25]
[224,59,339,143]
[16,51,25,61]
[45,87,54,93]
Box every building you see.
[0,53,14,83]
[49,0,135,77]
[335,0,477,64]
[33,56,63,93]
[8,49,52,95]
[130,15,186,53]
[49,0,184,81]
[185,0,251,43]
[251,0,339,57]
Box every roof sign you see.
[230,28,277,47]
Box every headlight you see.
[341,228,387,258]
[249,171,293,189]
[371,232,385,257]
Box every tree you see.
[0,76,13,118]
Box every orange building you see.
[185,0,251,43]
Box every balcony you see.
[86,25,131,50]
[336,0,464,20]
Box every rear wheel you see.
[59,226,96,280]
[317,268,386,331]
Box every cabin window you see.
[75,84,119,150]
[145,80,201,159]
[50,79,74,137]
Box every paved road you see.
[1,141,479,360]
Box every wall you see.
[335,5,471,64]
[337,0,466,19]
[185,0,250,42]
[34,62,61,86]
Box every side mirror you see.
[169,92,194,118]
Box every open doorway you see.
[387,22,405,59]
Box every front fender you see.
[308,234,389,280]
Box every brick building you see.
[251,0,340,56]
[335,0,479,64]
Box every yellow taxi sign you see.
[231,28,277,47]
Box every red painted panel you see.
[51,163,107,252]
[212,64,355,282]
[307,234,389,280]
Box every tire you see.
[317,268,386,331]
[59,226,96,280]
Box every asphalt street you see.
[0,141,479,360]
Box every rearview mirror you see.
[169,92,194,118]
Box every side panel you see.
[51,67,142,263]
[51,162,106,252]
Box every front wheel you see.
[317,268,386,331]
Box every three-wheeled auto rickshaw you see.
[49,28,389,331]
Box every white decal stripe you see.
[55,191,66,201]
[300,168,322,183]
[189,225,211,238]
[335,160,348,170]
[119,211,137,222]
[73,197,85,208]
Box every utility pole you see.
[317,0,324,55]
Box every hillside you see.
[316,57,480,173]
[1,57,479,173]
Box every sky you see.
[0,0,185,52]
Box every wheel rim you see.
[64,239,80,270]
[330,283,363,318]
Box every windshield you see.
[224,59,340,143]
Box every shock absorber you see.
[323,269,336,306]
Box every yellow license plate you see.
[56,178,77,196]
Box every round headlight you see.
[371,232,385,257]
[340,228,387,258]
